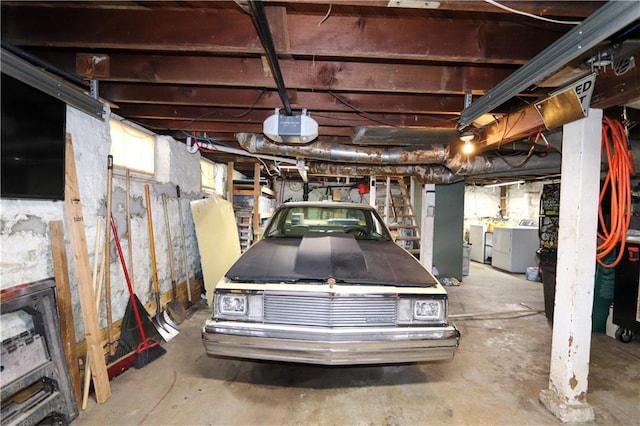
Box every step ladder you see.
[376,176,420,255]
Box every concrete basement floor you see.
[77,262,640,425]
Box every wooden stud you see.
[49,220,82,408]
[252,162,261,235]
[63,133,111,404]
[227,161,234,202]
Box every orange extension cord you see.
[596,117,635,268]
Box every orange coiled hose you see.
[596,117,635,268]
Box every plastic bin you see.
[462,243,471,276]
[537,248,557,321]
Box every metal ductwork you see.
[236,133,450,165]
[444,152,561,177]
[236,132,561,181]
[307,164,460,184]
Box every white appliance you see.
[469,224,491,263]
[491,226,539,273]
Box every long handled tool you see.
[104,155,116,356]
[176,185,193,308]
[144,184,179,341]
[126,169,134,288]
[162,193,186,324]
[110,216,165,368]
[107,172,160,378]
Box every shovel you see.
[144,184,179,342]
[176,185,192,308]
[162,193,186,324]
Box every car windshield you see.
[264,204,393,241]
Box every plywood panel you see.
[190,197,241,306]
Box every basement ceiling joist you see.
[2,0,637,181]
[2,4,567,63]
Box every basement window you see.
[201,158,223,195]
[109,119,155,174]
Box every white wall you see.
[463,182,543,240]
[0,105,204,340]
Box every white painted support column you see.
[539,109,602,423]
[369,176,376,208]
[420,184,436,271]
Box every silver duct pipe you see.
[236,132,562,180]
[307,164,460,184]
[236,133,450,165]
[444,152,561,176]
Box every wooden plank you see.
[226,161,234,201]
[253,162,261,234]
[2,5,570,62]
[49,220,82,408]
[63,133,111,404]
[35,51,515,94]
[100,84,467,114]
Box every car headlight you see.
[414,300,442,321]
[398,298,446,324]
[220,295,247,315]
[214,292,264,321]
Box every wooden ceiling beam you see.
[165,131,353,146]
[115,104,458,128]
[102,84,468,114]
[2,3,564,64]
[591,65,640,110]
[34,51,516,94]
[282,13,560,65]
[269,1,603,18]
[134,118,356,137]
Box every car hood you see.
[225,234,437,287]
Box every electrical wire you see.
[328,91,457,128]
[596,117,635,268]
[483,0,581,25]
[182,130,235,149]
[232,88,268,118]
[318,4,332,26]
[495,132,545,168]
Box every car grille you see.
[263,294,398,327]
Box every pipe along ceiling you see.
[236,133,561,184]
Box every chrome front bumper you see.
[202,320,460,365]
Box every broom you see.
[110,216,166,368]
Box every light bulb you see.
[462,140,474,155]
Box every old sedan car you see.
[202,201,460,365]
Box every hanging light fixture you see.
[460,131,475,154]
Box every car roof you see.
[280,201,375,210]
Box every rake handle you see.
[144,184,161,295]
